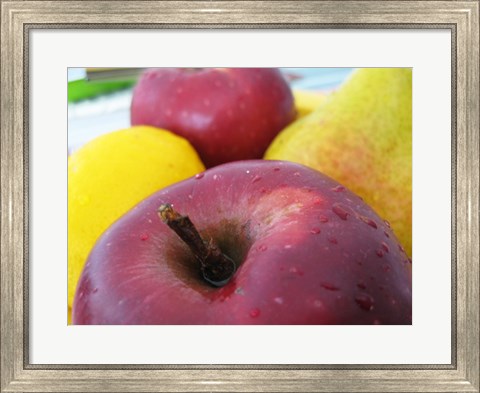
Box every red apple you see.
[72,160,412,325]
[130,68,296,167]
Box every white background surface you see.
[30,29,452,364]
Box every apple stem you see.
[157,204,236,287]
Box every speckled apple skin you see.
[130,68,296,167]
[73,161,412,325]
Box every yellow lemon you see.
[68,126,205,309]
[293,89,327,119]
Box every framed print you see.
[1,0,478,392]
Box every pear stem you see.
[157,204,236,287]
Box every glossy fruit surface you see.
[73,160,411,325]
[131,68,296,167]
[266,68,412,256]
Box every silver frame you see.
[1,1,479,392]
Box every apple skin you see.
[72,160,412,325]
[130,68,296,167]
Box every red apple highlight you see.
[130,68,296,167]
[73,160,412,325]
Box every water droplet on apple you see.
[398,243,405,253]
[384,220,391,228]
[360,215,377,229]
[257,244,267,252]
[78,291,84,298]
[195,173,204,180]
[249,308,260,318]
[140,233,149,241]
[235,287,245,296]
[92,288,98,293]
[293,172,301,177]
[274,297,284,305]
[289,267,304,276]
[328,236,338,245]
[313,198,322,206]
[355,293,374,311]
[310,227,321,234]
[376,249,384,257]
[252,175,262,183]
[313,299,324,308]
[318,214,329,223]
[382,263,391,272]
[357,281,367,290]
[332,203,349,220]
[213,175,218,180]
[321,282,339,291]
[332,185,345,192]
[384,230,390,238]
[245,170,250,174]
[273,167,280,172]
[381,242,389,253]
[284,244,292,249]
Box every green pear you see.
[265,68,412,256]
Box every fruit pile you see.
[69,68,412,325]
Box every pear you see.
[265,68,412,256]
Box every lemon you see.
[293,90,327,119]
[68,126,205,308]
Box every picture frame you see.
[1,1,478,392]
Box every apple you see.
[72,160,412,325]
[130,68,296,167]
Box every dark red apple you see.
[72,160,412,325]
[130,68,296,167]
